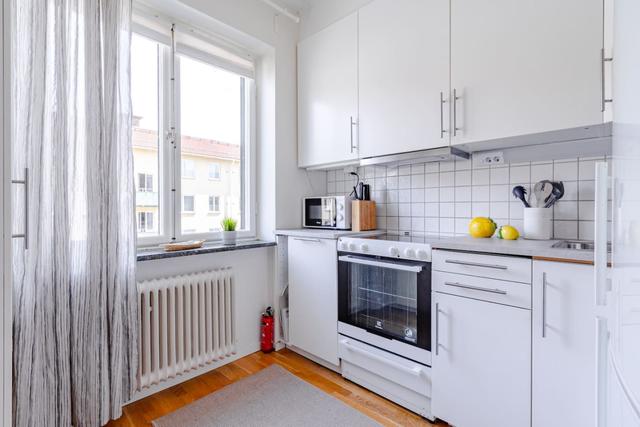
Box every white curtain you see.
[11,0,138,426]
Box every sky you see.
[131,33,242,146]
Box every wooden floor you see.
[107,349,448,427]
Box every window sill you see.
[136,239,276,262]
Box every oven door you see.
[303,197,336,228]
[338,254,431,353]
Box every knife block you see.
[351,200,377,231]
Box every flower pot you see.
[222,230,237,245]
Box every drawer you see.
[433,249,532,284]
[338,336,431,397]
[433,271,532,309]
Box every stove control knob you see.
[404,248,415,258]
[360,244,369,252]
[389,247,399,256]
[339,241,349,250]
[348,243,357,251]
[416,249,429,260]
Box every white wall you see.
[298,0,372,40]
[134,246,275,398]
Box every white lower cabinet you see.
[288,237,339,365]
[532,261,595,427]
[432,291,531,427]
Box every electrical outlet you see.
[474,151,504,166]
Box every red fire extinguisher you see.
[260,306,275,353]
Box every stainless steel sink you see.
[552,240,611,251]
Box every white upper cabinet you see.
[450,0,604,145]
[297,13,358,168]
[358,0,450,158]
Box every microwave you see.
[303,196,351,229]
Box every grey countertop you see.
[137,239,276,261]
[274,228,385,240]
[430,236,600,263]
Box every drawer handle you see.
[445,259,508,270]
[444,281,508,295]
[341,339,426,377]
[292,237,322,243]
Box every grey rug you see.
[152,365,381,427]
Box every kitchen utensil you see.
[512,185,531,207]
[533,180,553,208]
[544,181,565,208]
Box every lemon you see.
[469,217,497,238]
[498,225,520,240]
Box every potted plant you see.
[221,217,238,245]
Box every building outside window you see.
[183,195,195,213]
[209,195,221,213]
[137,212,155,234]
[182,159,196,179]
[137,173,154,192]
[208,163,221,180]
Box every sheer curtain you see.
[11,0,138,425]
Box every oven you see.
[338,252,432,366]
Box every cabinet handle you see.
[445,259,508,270]
[453,88,460,137]
[444,281,507,295]
[11,167,29,250]
[542,272,547,338]
[601,49,613,112]
[435,302,440,356]
[292,237,322,243]
[439,92,447,139]
[349,116,357,153]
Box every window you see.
[209,195,221,213]
[182,159,196,179]
[131,14,255,245]
[137,212,155,234]
[182,195,195,213]
[208,163,221,180]
[137,173,154,192]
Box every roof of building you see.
[133,127,241,161]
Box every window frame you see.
[208,162,221,180]
[133,14,257,247]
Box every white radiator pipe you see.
[261,0,301,23]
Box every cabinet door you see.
[288,237,339,365]
[450,0,603,145]
[297,13,358,168]
[358,0,450,158]
[432,292,531,427]
[532,261,595,427]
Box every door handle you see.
[444,281,507,295]
[435,302,440,356]
[349,116,357,153]
[453,88,461,137]
[601,49,613,112]
[542,272,547,338]
[11,167,29,250]
[439,92,447,139]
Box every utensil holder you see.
[523,208,553,240]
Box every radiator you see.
[137,268,236,389]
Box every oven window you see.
[346,262,419,344]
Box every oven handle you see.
[341,339,426,378]
[338,255,424,273]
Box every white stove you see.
[338,234,432,261]
[336,233,435,420]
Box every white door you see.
[297,13,358,168]
[288,237,339,365]
[450,0,603,146]
[358,0,450,158]
[432,291,531,427]
[1,0,9,420]
[532,261,595,427]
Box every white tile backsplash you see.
[327,155,605,239]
